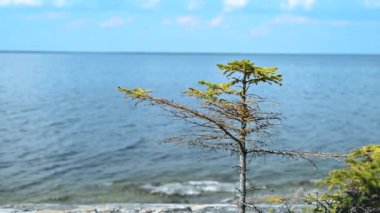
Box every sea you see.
[0,52,379,204]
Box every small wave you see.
[42,194,72,202]
[118,138,145,151]
[309,179,322,184]
[140,181,236,196]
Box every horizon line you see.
[0,50,379,56]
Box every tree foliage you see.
[307,145,380,213]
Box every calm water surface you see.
[0,52,379,204]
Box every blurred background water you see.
[0,52,379,204]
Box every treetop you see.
[184,59,282,101]
[217,59,282,86]
[119,59,282,103]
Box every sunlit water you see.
[1,52,379,204]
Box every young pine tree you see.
[307,145,379,213]
[119,59,342,213]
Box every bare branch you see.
[246,148,347,159]
[140,95,246,151]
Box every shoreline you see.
[1,203,311,212]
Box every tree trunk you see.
[239,151,247,213]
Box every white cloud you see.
[328,20,350,27]
[25,11,68,20]
[271,14,317,24]
[53,0,69,7]
[66,20,87,29]
[271,14,350,26]
[176,16,198,26]
[0,0,42,7]
[100,16,132,28]
[251,14,349,37]
[163,15,226,28]
[223,0,247,12]
[187,0,202,10]
[208,15,224,27]
[161,18,173,25]
[281,0,314,10]
[141,0,159,9]
[0,0,72,7]
[363,0,380,7]
[250,25,270,37]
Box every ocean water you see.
[0,52,379,204]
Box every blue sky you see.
[1,0,380,53]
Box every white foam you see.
[141,181,236,196]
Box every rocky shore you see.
[0,203,310,213]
